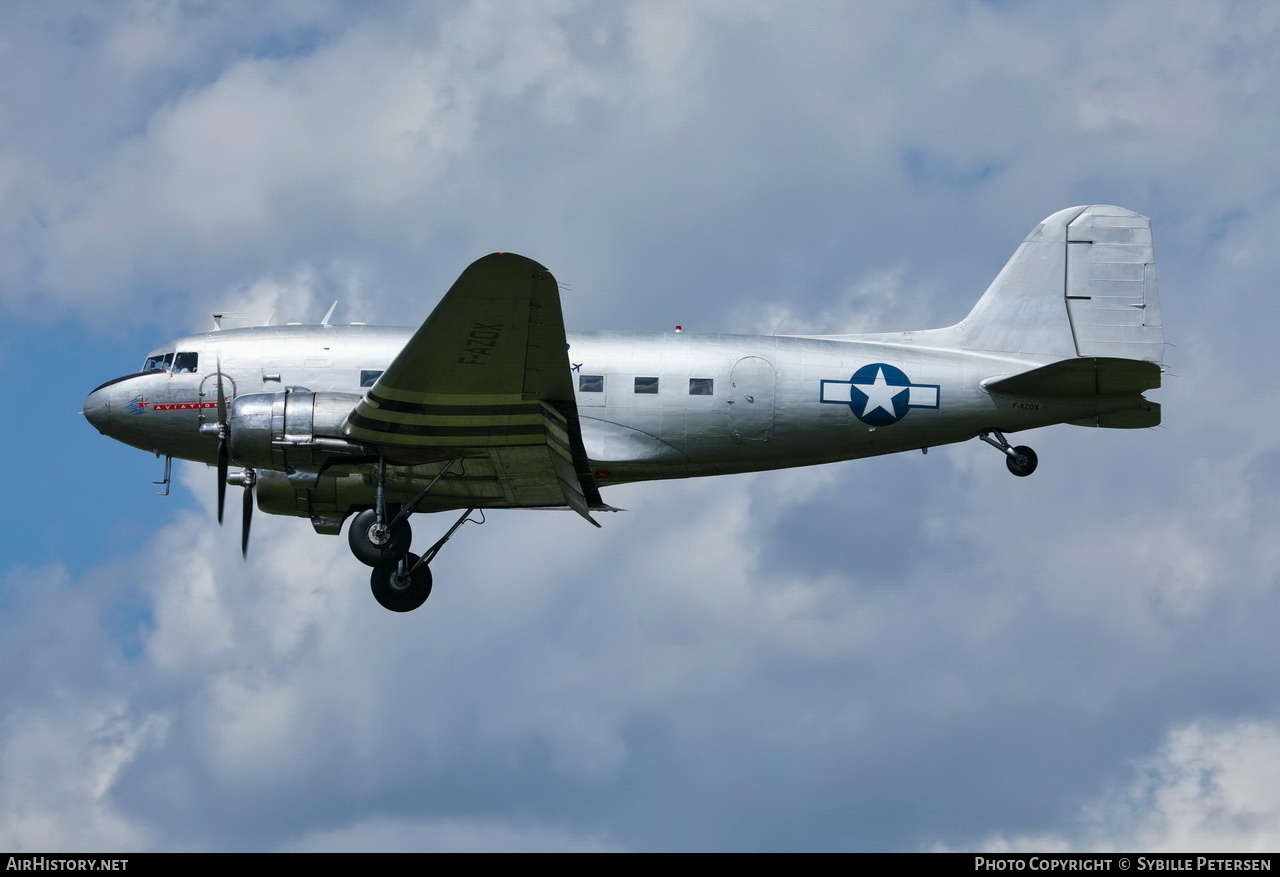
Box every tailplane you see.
[982,357,1162,428]
[957,205,1164,363]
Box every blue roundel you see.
[818,362,940,426]
[848,362,914,426]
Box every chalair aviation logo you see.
[820,363,939,426]
[127,393,223,414]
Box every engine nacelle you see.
[253,468,373,532]
[228,388,363,471]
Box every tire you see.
[1006,445,1038,477]
[348,507,412,567]
[370,553,433,612]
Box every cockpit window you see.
[141,351,197,373]
[143,352,174,372]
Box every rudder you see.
[1063,206,1164,363]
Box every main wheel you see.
[1006,445,1038,477]
[371,552,433,612]
[348,507,412,567]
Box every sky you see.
[1,0,1279,853]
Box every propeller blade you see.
[214,355,229,526]
[215,356,227,426]
[241,480,254,558]
[216,439,228,525]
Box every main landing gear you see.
[365,509,479,611]
[979,430,1038,477]
[348,506,412,566]
[371,552,433,612]
[348,458,480,612]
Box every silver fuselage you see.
[85,323,1134,519]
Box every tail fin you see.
[957,205,1164,363]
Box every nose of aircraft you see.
[83,386,112,433]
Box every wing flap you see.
[490,444,600,526]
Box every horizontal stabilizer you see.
[984,357,1161,398]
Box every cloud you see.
[9,407,1279,851]
[279,815,622,852]
[0,561,162,852]
[969,719,1280,853]
[742,266,947,337]
[0,697,165,852]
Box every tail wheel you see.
[371,553,433,612]
[1006,445,1038,477]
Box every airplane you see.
[83,205,1164,612]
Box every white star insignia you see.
[854,367,905,419]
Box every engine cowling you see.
[252,468,374,532]
[228,388,363,471]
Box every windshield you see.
[142,352,174,372]
[141,351,199,373]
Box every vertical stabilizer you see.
[957,205,1164,364]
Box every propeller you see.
[211,360,255,556]
[215,364,229,525]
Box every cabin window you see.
[634,376,659,394]
[173,352,199,373]
[689,378,714,396]
[579,374,604,393]
[361,370,384,388]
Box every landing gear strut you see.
[979,430,1038,477]
[349,458,478,612]
[349,458,413,567]
[348,457,458,567]
[368,507,479,612]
